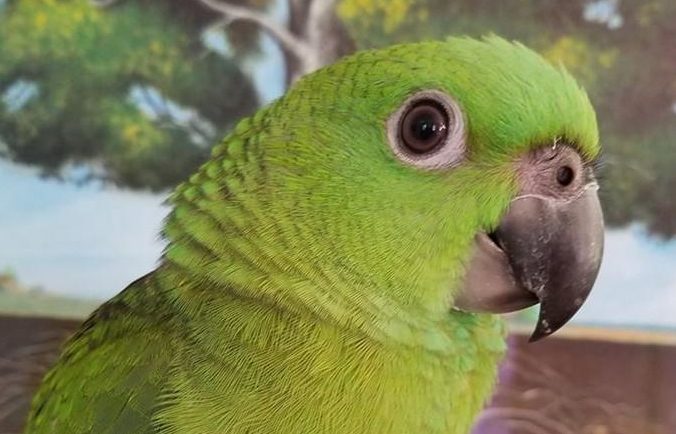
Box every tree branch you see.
[306,1,335,38]
[198,0,311,63]
[90,0,120,7]
[304,0,338,71]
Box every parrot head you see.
[170,36,603,343]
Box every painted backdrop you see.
[0,1,675,433]
[1,0,675,329]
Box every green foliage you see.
[0,0,258,190]
[337,0,420,34]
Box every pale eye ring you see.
[386,90,467,170]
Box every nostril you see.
[556,165,575,187]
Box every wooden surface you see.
[477,329,676,434]
[0,314,674,434]
[0,315,79,434]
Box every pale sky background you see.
[1,0,675,329]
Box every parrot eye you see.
[400,101,448,154]
[387,90,466,170]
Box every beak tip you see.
[528,329,550,343]
[528,301,585,343]
[528,318,554,343]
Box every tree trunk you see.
[283,0,356,86]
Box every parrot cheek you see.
[453,145,604,341]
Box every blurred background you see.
[0,0,674,433]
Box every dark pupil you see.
[412,117,438,141]
[401,102,448,154]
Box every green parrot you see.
[25,36,604,434]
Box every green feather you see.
[26,36,598,434]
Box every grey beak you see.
[455,185,604,342]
